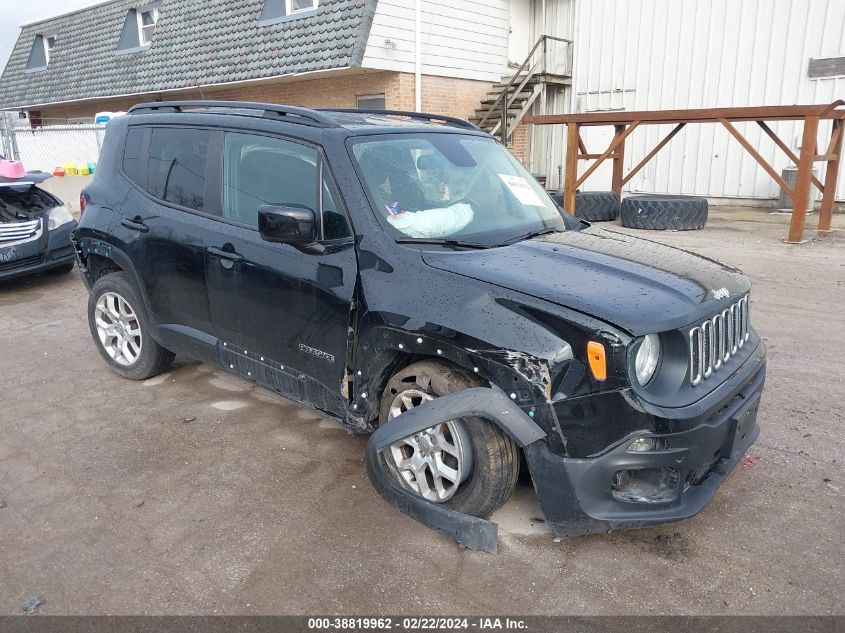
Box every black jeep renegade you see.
[73,101,765,545]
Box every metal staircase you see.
[471,35,573,144]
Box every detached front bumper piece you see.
[366,387,546,554]
[367,363,764,553]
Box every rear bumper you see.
[0,221,77,282]
[530,346,766,535]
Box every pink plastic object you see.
[0,159,25,179]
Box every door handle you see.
[120,218,149,233]
[206,246,244,264]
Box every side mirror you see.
[258,204,317,245]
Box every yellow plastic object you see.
[78,164,90,175]
[586,341,607,381]
[63,161,77,176]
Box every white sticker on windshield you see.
[498,174,544,206]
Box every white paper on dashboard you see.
[497,174,545,206]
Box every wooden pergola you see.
[524,101,845,243]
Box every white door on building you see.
[509,0,532,66]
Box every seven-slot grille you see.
[689,295,750,386]
[0,218,42,244]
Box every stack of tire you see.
[620,194,708,231]
[549,190,709,230]
[548,190,621,222]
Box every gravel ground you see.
[0,217,842,615]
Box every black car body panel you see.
[0,182,77,281]
[73,104,766,546]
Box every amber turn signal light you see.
[587,341,607,381]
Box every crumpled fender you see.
[365,387,546,554]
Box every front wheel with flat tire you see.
[378,360,520,518]
[87,272,174,380]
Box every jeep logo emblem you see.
[712,287,730,300]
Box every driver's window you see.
[222,132,318,228]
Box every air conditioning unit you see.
[777,167,819,212]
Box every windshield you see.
[350,133,564,245]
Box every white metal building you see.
[520,0,845,201]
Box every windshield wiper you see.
[395,237,491,249]
[497,227,562,247]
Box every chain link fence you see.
[0,114,105,173]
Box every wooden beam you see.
[757,121,825,192]
[612,124,626,193]
[574,122,640,189]
[719,118,796,199]
[621,123,686,187]
[564,123,579,214]
[787,116,820,243]
[577,133,587,155]
[819,119,843,232]
[524,101,845,126]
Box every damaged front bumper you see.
[366,353,765,553]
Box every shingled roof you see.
[0,0,377,109]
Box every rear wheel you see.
[87,272,174,380]
[378,360,519,518]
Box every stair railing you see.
[477,35,573,144]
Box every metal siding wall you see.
[535,0,845,199]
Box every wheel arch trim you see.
[365,386,545,554]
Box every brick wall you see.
[33,70,533,163]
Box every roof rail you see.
[127,101,340,128]
[320,108,480,131]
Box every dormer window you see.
[44,36,56,63]
[137,6,159,46]
[25,34,54,71]
[259,0,318,25]
[287,0,318,13]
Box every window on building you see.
[222,132,350,239]
[146,127,210,212]
[26,35,53,71]
[357,94,386,111]
[44,36,56,63]
[259,0,318,25]
[287,0,318,13]
[137,6,159,45]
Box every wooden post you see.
[564,123,579,213]
[819,119,843,232]
[787,116,820,243]
[612,124,626,194]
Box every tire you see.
[574,190,621,222]
[87,271,174,380]
[378,360,519,518]
[47,262,75,275]
[620,194,708,230]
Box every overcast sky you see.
[0,0,105,69]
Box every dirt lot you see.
[1,216,843,615]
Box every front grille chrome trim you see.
[689,294,750,386]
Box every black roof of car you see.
[125,101,485,137]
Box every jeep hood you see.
[421,227,751,336]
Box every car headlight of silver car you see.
[634,334,661,386]
[48,205,75,230]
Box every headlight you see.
[634,334,661,385]
[48,205,74,230]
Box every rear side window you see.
[122,127,145,187]
[146,128,210,212]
